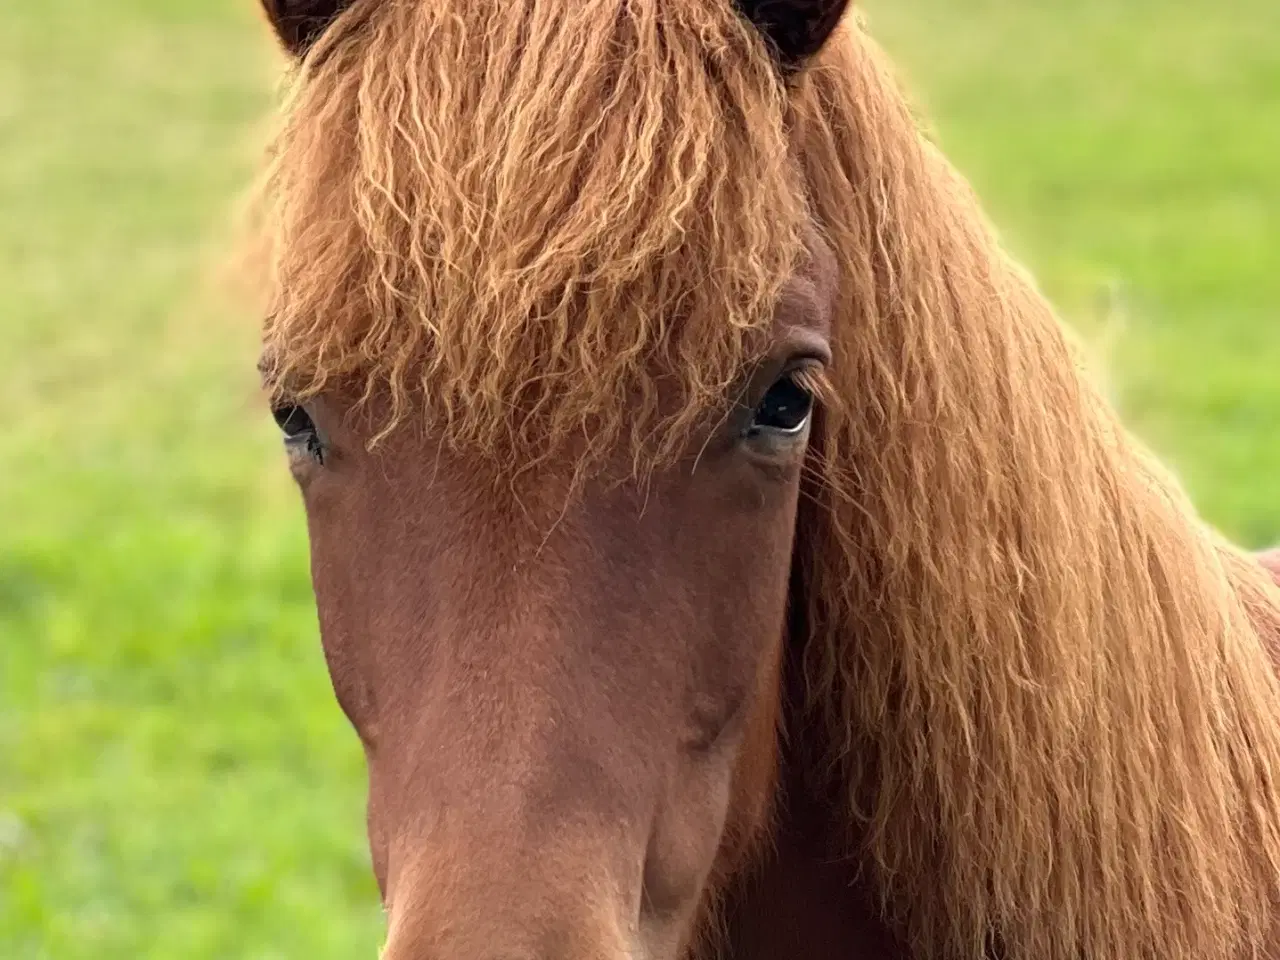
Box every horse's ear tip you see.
[259,0,352,57]
[735,0,853,70]
[261,1,852,66]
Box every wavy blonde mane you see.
[245,2,1280,958]
[793,28,1280,960]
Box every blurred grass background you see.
[1,0,1276,956]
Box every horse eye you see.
[272,404,315,439]
[271,404,326,465]
[748,374,814,437]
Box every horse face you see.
[268,229,837,959]
[258,0,849,955]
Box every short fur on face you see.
[245,2,1280,959]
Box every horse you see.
[246,1,1280,957]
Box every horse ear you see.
[735,0,851,71]
[259,0,355,57]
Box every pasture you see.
[2,0,1277,957]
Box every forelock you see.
[247,0,811,480]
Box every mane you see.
[790,25,1280,960]
[247,0,808,477]
[245,2,1280,957]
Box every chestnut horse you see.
[247,1,1280,958]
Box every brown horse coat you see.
[245,1,1280,958]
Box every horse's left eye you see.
[272,404,315,439]
[748,373,814,437]
[272,404,325,464]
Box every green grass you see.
[2,1,1276,956]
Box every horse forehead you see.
[800,219,840,298]
[775,222,839,339]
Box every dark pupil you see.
[752,375,813,432]
[273,405,314,438]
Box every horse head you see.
[255,1,849,957]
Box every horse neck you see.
[713,680,910,960]
[710,607,913,960]
[710,554,1280,960]
[714,792,906,960]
